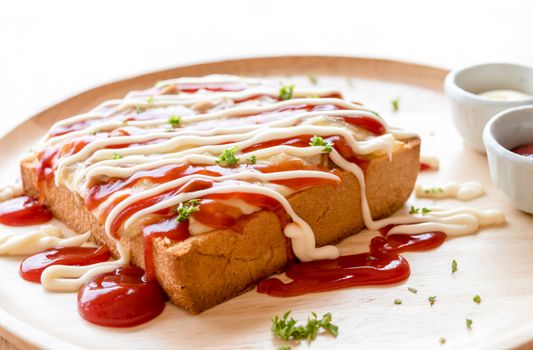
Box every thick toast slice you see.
[21,137,420,313]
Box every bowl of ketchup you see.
[484,105,533,214]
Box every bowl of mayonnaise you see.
[444,63,533,153]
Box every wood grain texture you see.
[0,56,532,350]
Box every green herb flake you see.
[309,135,333,153]
[394,299,402,305]
[392,98,399,112]
[367,255,377,261]
[473,294,481,304]
[89,130,97,136]
[408,287,418,294]
[147,96,154,104]
[428,295,437,306]
[176,199,201,222]
[246,155,257,165]
[466,318,473,329]
[409,206,432,215]
[452,259,458,274]
[135,105,143,114]
[112,152,123,160]
[409,205,420,215]
[216,146,240,167]
[278,84,295,101]
[278,346,291,350]
[271,311,339,344]
[168,115,182,128]
[308,75,318,85]
[439,337,446,345]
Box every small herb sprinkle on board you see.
[407,287,418,294]
[271,311,339,344]
[392,98,399,112]
[473,294,481,304]
[394,299,402,305]
[428,295,437,306]
[466,318,473,329]
[452,259,458,274]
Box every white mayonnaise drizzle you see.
[41,243,129,292]
[0,182,23,202]
[0,225,90,256]
[389,207,505,236]
[420,155,439,170]
[415,181,485,201]
[23,74,506,294]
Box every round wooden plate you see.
[1,56,532,350]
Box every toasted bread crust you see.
[21,138,420,313]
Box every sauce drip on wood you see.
[257,229,446,297]
[0,196,53,226]
[77,266,166,328]
[20,246,111,283]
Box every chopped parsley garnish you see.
[147,96,154,103]
[271,311,339,344]
[168,115,181,128]
[428,295,437,306]
[89,130,97,136]
[439,337,446,345]
[112,152,123,160]
[216,146,240,167]
[473,294,481,304]
[135,105,144,114]
[409,206,432,215]
[278,347,291,350]
[394,299,402,305]
[246,155,257,165]
[278,84,295,101]
[309,135,333,153]
[408,287,418,294]
[452,259,458,274]
[176,199,201,222]
[392,98,399,112]
[424,187,445,194]
[308,75,318,85]
[466,318,473,329]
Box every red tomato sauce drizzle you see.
[257,226,446,297]
[28,88,400,325]
[77,266,166,328]
[20,246,111,283]
[0,196,53,226]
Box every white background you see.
[1,0,532,137]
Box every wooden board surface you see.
[0,56,532,350]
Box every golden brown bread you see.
[21,138,420,313]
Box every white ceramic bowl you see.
[445,63,533,152]
[484,105,533,214]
